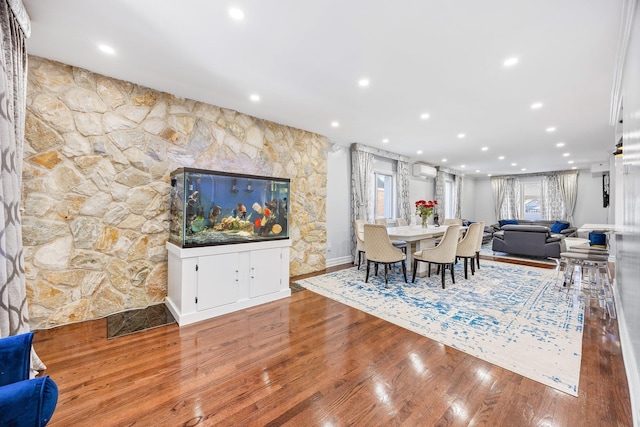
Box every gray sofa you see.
[492,224,566,258]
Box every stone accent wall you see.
[23,57,328,329]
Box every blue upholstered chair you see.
[0,332,58,427]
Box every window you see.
[522,180,542,220]
[374,172,395,219]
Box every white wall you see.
[325,147,352,266]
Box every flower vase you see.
[421,216,428,228]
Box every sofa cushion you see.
[498,219,519,227]
[550,221,570,233]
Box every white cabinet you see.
[165,240,291,326]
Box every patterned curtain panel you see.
[434,170,445,219]
[0,0,45,372]
[397,161,410,223]
[492,176,521,219]
[541,175,564,220]
[350,146,374,257]
[491,177,508,219]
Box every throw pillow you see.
[589,232,607,247]
[550,221,570,233]
[498,219,518,227]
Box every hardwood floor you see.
[33,260,632,426]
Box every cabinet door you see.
[197,253,239,310]
[249,248,283,297]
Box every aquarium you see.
[169,168,290,248]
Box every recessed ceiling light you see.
[457,133,466,139]
[531,102,543,109]
[503,57,519,67]
[568,160,575,164]
[331,121,339,127]
[420,113,430,120]
[571,166,577,170]
[475,169,480,173]
[511,163,517,166]
[249,94,260,102]
[481,147,488,151]
[358,78,370,87]
[442,158,447,162]
[487,174,492,177]
[382,138,389,143]
[521,168,527,171]
[229,8,245,20]
[98,44,115,55]
[546,127,556,132]
[461,165,466,168]
[498,156,505,160]
[417,150,423,154]
[563,152,570,157]
[556,142,565,147]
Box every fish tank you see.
[169,168,290,248]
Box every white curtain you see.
[1,0,45,373]
[558,172,578,224]
[453,175,463,219]
[491,177,508,219]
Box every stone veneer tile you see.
[24,56,328,328]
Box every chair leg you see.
[412,259,418,282]
[471,257,475,275]
[365,260,371,283]
[476,251,480,269]
[463,257,468,279]
[427,263,432,277]
[357,250,363,270]
[440,263,446,288]
[384,264,389,286]
[450,263,455,284]
[401,260,407,282]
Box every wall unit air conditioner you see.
[590,161,609,177]
[412,163,437,178]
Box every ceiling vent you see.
[412,163,437,178]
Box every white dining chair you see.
[364,224,407,287]
[412,225,461,289]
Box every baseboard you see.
[326,255,353,268]
[614,279,640,427]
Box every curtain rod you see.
[350,143,409,163]
[491,169,578,179]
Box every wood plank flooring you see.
[32,260,633,426]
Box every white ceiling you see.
[21,0,622,177]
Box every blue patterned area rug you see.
[295,260,584,396]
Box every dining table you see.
[386,224,453,277]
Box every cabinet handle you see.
[235,270,239,282]
[251,267,255,279]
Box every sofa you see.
[492,224,566,258]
